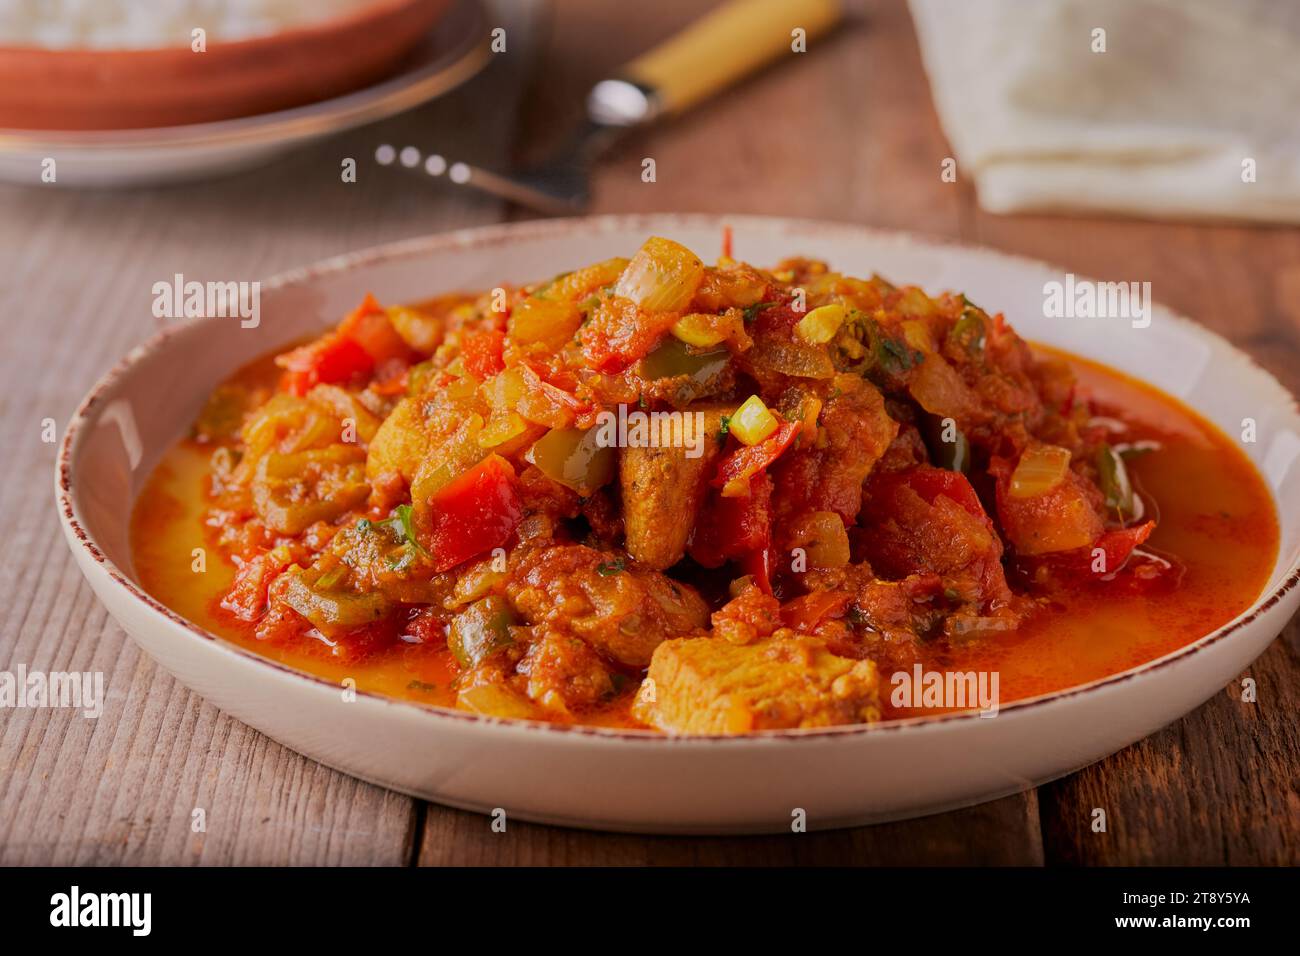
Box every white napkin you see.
[908,0,1300,223]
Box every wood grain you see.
[417,793,1043,866]
[0,0,544,866]
[1,0,1296,865]
[1039,623,1300,865]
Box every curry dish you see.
[131,236,1278,733]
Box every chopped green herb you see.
[1117,441,1160,460]
[1095,443,1134,521]
[381,504,426,554]
[596,557,626,576]
[386,544,420,573]
[877,336,922,372]
[742,300,777,324]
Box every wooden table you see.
[2,0,1296,866]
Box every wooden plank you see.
[0,0,545,865]
[418,792,1043,866]
[1038,624,1300,865]
[570,0,963,236]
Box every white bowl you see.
[56,214,1300,834]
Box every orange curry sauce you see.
[130,344,1277,727]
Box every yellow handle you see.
[625,0,842,115]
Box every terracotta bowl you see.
[0,0,453,130]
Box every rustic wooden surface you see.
[1,0,1296,866]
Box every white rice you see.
[0,0,382,49]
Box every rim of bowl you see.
[55,212,1300,745]
[0,0,483,148]
[0,0,441,57]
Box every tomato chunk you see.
[338,293,410,365]
[870,465,987,521]
[690,473,773,568]
[220,549,292,622]
[859,466,1011,606]
[579,295,680,374]
[1047,520,1156,577]
[462,329,507,379]
[781,590,851,631]
[421,455,523,572]
[277,333,373,396]
[712,420,801,497]
[275,294,411,395]
[989,454,1104,556]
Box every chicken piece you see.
[619,404,730,570]
[517,627,616,715]
[506,544,709,666]
[858,467,1013,609]
[635,634,881,734]
[709,585,783,645]
[772,374,898,524]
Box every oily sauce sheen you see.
[131,346,1278,726]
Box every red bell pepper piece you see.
[337,293,410,365]
[712,421,801,494]
[870,466,987,521]
[276,293,413,395]
[462,329,507,379]
[1094,521,1155,570]
[723,475,773,554]
[519,363,587,414]
[781,590,851,631]
[1049,520,1155,576]
[988,453,1106,556]
[688,474,773,567]
[277,333,374,396]
[421,454,523,573]
[220,549,292,622]
[689,475,778,593]
[742,547,776,595]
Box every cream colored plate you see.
[57,214,1300,833]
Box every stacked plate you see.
[0,0,489,185]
